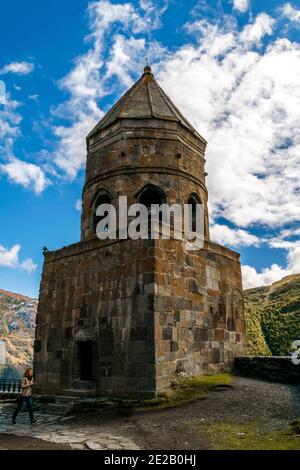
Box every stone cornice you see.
[43,237,240,264]
[88,122,206,157]
[83,165,208,196]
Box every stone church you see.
[34,66,246,398]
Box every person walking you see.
[12,367,37,425]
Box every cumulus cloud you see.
[0,61,34,75]
[20,258,37,274]
[242,263,289,289]
[240,13,275,45]
[0,80,5,104]
[156,13,300,231]
[210,224,260,247]
[0,158,49,194]
[0,244,21,268]
[0,244,36,273]
[43,2,300,287]
[242,230,300,288]
[233,0,249,13]
[0,86,48,194]
[75,199,82,212]
[49,0,168,179]
[151,9,300,287]
[0,1,296,287]
[281,3,300,23]
[0,96,21,146]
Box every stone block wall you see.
[34,237,157,398]
[81,120,209,241]
[34,236,246,398]
[153,239,246,392]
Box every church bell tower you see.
[34,67,246,398]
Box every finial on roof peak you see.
[144,64,152,74]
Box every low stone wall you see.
[235,356,300,384]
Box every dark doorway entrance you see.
[77,341,94,381]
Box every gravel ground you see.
[0,376,299,450]
[70,376,300,449]
[0,434,71,450]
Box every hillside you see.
[244,274,300,356]
[0,289,37,377]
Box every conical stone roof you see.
[87,66,206,143]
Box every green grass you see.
[190,419,300,450]
[291,419,300,434]
[244,274,300,356]
[137,373,232,411]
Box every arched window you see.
[92,192,112,233]
[187,193,201,233]
[136,184,167,229]
[137,184,166,210]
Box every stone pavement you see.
[0,405,140,450]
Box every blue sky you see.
[0,0,300,297]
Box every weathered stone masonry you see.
[34,66,246,398]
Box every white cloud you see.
[0,88,48,194]
[281,3,300,23]
[104,35,147,87]
[75,199,82,212]
[0,80,5,104]
[242,230,300,288]
[28,94,39,102]
[48,0,168,179]
[150,9,300,287]
[0,61,34,75]
[45,4,298,231]
[3,1,296,288]
[20,258,37,274]
[0,96,21,145]
[156,14,300,230]
[242,250,300,288]
[240,13,275,45]
[0,244,36,273]
[0,244,21,268]
[242,263,289,289]
[210,224,260,247]
[0,158,49,194]
[233,0,249,13]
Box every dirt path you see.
[0,377,300,450]
[70,376,300,449]
[0,434,71,450]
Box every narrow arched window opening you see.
[138,185,166,210]
[136,185,167,227]
[92,192,112,234]
[188,193,201,233]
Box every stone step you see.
[73,380,96,390]
[46,403,71,415]
[62,388,97,398]
[55,395,76,405]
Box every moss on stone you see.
[138,373,232,410]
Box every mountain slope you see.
[244,274,300,356]
[0,289,37,375]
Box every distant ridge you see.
[244,273,300,356]
[0,288,37,302]
[0,289,37,374]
